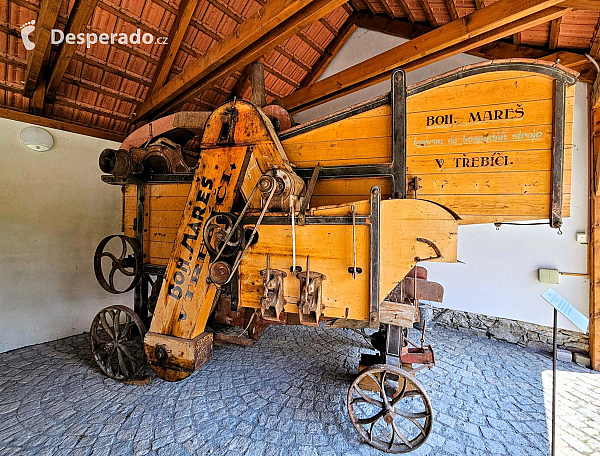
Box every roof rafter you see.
[282,0,569,112]
[134,0,348,122]
[300,19,357,88]
[445,0,459,20]
[149,0,200,93]
[23,0,63,97]
[46,0,99,101]
[549,17,562,50]
[419,0,439,27]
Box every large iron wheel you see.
[90,305,147,381]
[347,364,433,453]
[203,212,243,258]
[94,235,142,294]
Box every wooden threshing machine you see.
[90,60,576,453]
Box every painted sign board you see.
[542,288,589,333]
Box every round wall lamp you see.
[20,126,54,152]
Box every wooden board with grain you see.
[280,64,576,225]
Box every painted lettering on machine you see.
[150,146,249,337]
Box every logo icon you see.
[20,20,35,50]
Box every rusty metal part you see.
[263,104,293,132]
[298,163,321,225]
[259,168,305,213]
[297,256,326,326]
[260,254,287,321]
[210,261,233,285]
[94,235,142,294]
[401,346,435,366]
[100,139,191,177]
[89,305,147,381]
[146,274,163,315]
[144,332,213,382]
[120,111,210,151]
[99,148,131,177]
[203,213,244,258]
[414,238,442,262]
[347,364,433,453]
[386,277,444,304]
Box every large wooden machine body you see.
[92,59,577,452]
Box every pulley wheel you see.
[347,364,433,453]
[94,235,142,294]
[203,213,243,258]
[90,305,147,381]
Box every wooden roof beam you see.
[134,0,348,122]
[549,17,562,50]
[149,0,199,93]
[0,107,126,142]
[351,13,595,82]
[281,0,568,112]
[398,0,416,22]
[45,0,99,101]
[445,0,459,21]
[300,19,357,88]
[23,0,62,97]
[419,0,439,27]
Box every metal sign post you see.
[542,288,590,456]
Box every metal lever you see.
[414,238,442,262]
[351,204,357,279]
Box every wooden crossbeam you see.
[149,0,199,93]
[347,13,596,83]
[300,19,357,88]
[45,0,99,101]
[134,0,347,122]
[282,0,568,112]
[23,0,62,97]
[549,17,562,50]
[419,0,439,27]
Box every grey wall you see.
[294,28,590,332]
[0,119,128,352]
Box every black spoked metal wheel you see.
[94,235,142,294]
[347,364,433,453]
[90,305,147,381]
[203,212,244,258]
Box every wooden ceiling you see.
[0,0,599,141]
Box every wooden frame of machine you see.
[91,59,577,453]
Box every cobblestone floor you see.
[0,325,598,456]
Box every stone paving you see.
[0,324,598,456]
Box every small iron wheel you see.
[94,235,142,294]
[203,212,243,258]
[347,364,433,453]
[90,305,147,381]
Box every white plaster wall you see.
[295,29,589,332]
[0,119,129,352]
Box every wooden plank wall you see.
[282,70,574,225]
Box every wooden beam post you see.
[45,0,99,101]
[133,0,347,122]
[250,59,266,107]
[589,79,600,371]
[282,0,568,112]
[23,0,63,98]
[549,17,562,50]
[148,0,199,94]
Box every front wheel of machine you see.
[347,364,433,453]
[90,305,147,381]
